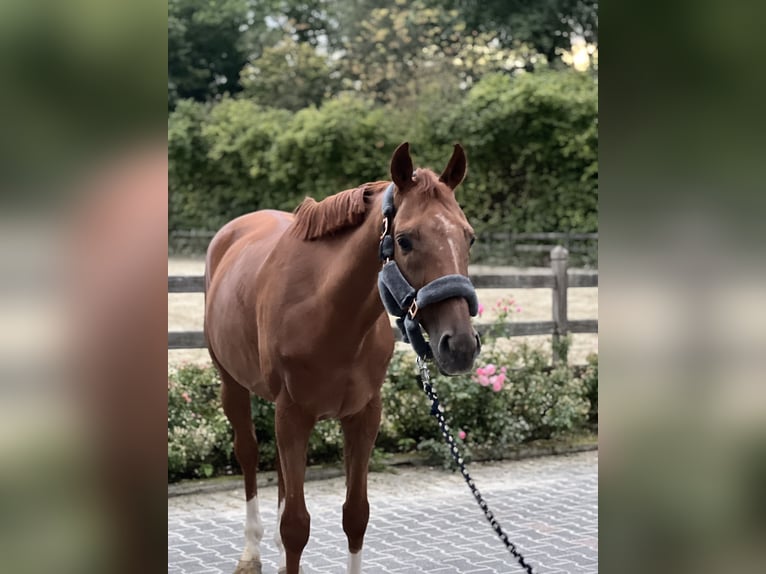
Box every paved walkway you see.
[168,451,598,574]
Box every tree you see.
[240,36,339,111]
[268,0,338,47]
[446,0,598,63]
[168,0,253,107]
[323,0,597,66]
[336,0,542,106]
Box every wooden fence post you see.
[551,245,569,365]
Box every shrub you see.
[168,98,293,234]
[167,295,597,480]
[383,343,591,468]
[582,352,599,428]
[268,94,404,203]
[377,351,439,453]
[505,344,591,441]
[167,364,349,480]
[168,364,233,480]
[168,69,597,243]
[432,71,598,235]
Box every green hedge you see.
[169,70,597,240]
[434,71,598,233]
[168,306,598,481]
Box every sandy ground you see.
[168,257,598,366]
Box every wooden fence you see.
[168,246,597,362]
[170,229,598,267]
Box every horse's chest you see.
[264,312,393,417]
[277,359,384,418]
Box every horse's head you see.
[386,142,481,375]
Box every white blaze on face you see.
[435,213,461,273]
[274,499,286,568]
[347,549,362,574]
[240,496,264,562]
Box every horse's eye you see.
[469,235,476,247]
[397,235,413,252]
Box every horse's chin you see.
[436,365,473,377]
[431,352,476,377]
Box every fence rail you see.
[168,230,599,241]
[168,246,597,361]
[168,270,598,294]
[170,230,598,267]
[167,319,598,350]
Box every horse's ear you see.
[439,143,467,190]
[390,142,414,191]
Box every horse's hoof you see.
[233,559,262,574]
[276,568,304,574]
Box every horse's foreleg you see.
[340,394,382,574]
[275,399,315,574]
[221,374,263,574]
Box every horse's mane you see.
[290,172,448,241]
[290,184,376,240]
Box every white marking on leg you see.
[347,549,362,574]
[435,214,461,272]
[240,496,264,562]
[274,499,286,569]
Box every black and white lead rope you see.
[376,180,533,571]
[416,356,535,574]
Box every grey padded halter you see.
[377,183,479,359]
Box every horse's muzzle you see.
[433,329,481,375]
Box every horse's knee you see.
[280,505,310,554]
[342,498,370,552]
[233,432,258,462]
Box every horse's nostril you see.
[439,332,480,358]
[438,333,452,356]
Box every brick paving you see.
[168,451,597,574]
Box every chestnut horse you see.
[204,143,480,574]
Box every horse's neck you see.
[319,197,386,336]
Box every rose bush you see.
[168,295,596,480]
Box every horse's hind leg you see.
[340,394,382,574]
[273,447,286,571]
[220,372,263,574]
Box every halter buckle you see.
[408,299,419,319]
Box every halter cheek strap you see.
[379,183,397,261]
[376,183,479,359]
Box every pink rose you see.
[491,377,504,392]
[477,303,484,317]
[500,366,507,374]
[484,364,496,376]
[458,430,467,440]
[477,374,490,386]
[181,391,191,403]
[516,306,522,313]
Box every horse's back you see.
[205,209,294,396]
[205,210,292,285]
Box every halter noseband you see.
[377,182,479,359]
